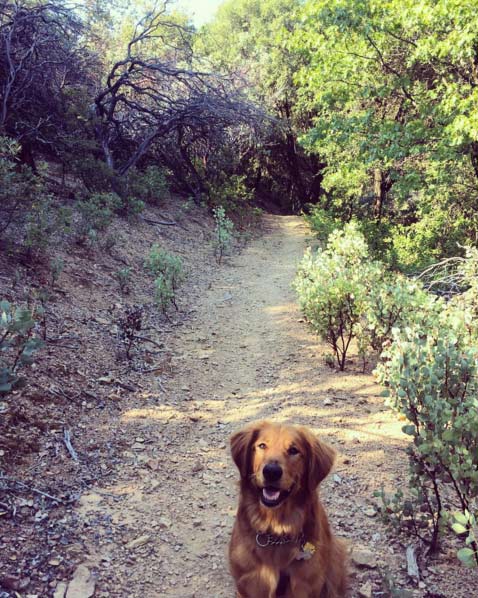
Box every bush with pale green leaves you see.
[357,274,442,354]
[213,206,235,263]
[145,245,185,313]
[294,223,378,370]
[376,313,478,562]
[0,300,43,396]
[76,192,122,244]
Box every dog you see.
[229,421,348,598]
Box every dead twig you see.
[133,335,166,350]
[142,216,177,226]
[117,381,137,392]
[63,429,79,463]
[0,476,64,503]
[406,545,420,582]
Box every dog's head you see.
[230,421,335,508]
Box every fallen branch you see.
[63,429,79,463]
[133,335,166,350]
[117,381,137,392]
[142,216,177,226]
[0,476,64,503]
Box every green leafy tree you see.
[292,0,478,269]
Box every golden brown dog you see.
[229,421,348,598]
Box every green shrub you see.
[118,196,145,219]
[213,206,234,263]
[304,205,342,247]
[76,192,122,244]
[145,245,185,312]
[0,300,43,395]
[357,274,442,353]
[0,136,62,256]
[72,156,116,193]
[208,175,254,224]
[154,274,175,313]
[376,321,478,560]
[49,257,65,288]
[115,267,132,294]
[146,245,184,289]
[294,223,377,370]
[127,166,169,205]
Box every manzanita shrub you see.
[296,220,478,565]
[0,301,43,396]
[294,222,378,370]
[357,274,442,354]
[213,206,235,264]
[376,321,478,563]
[145,245,185,313]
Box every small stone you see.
[358,581,372,598]
[158,517,172,529]
[146,458,160,471]
[351,546,377,569]
[54,582,68,598]
[363,508,377,518]
[323,398,333,406]
[65,564,95,598]
[126,534,151,549]
[49,558,62,566]
[332,473,342,484]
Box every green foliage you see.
[0,137,62,256]
[145,245,185,313]
[292,0,478,269]
[118,196,145,220]
[358,274,441,353]
[304,206,341,247]
[208,175,254,222]
[0,300,43,396]
[72,157,117,193]
[212,206,235,263]
[49,257,65,288]
[376,314,478,558]
[154,274,176,313]
[76,192,122,244]
[115,267,132,294]
[453,511,478,568]
[294,223,376,370]
[146,245,185,290]
[127,166,169,205]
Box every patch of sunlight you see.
[121,405,184,421]
[263,303,296,315]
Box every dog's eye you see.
[257,443,267,449]
[288,446,300,455]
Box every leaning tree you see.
[94,1,267,200]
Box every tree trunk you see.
[373,168,391,222]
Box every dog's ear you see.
[230,422,264,479]
[300,428,336,491]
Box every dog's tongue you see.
[263,487,281,501]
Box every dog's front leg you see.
[284,575,320,598]
[235,566,279,598]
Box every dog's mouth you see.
[260,486,292,508]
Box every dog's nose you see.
[263,462,282,482]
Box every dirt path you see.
[75,215,476,598]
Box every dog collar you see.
[255,531,305,548]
